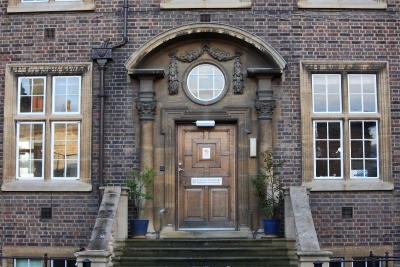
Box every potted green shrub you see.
[250,150,285,237]
[125,163,156,239]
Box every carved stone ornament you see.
[232,50,244,94]
[10,65,89,76]
[254,99,276,119]
[168,51,180,95]
[167,43,243,95]
[136,101,157,120]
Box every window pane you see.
[312,74,341,113]
[362,74,376,93]
[53,76,81,114]
[199,65,213,74]
[313,94,326,112]
[313,75,326,93]
[316,141,327,158]
[329,160,341,177]
[314,121,342,179]
[16,259,29,267]
[327,94,341,112]
[316,160,328,177]
[199,76,213,89]
[363,94,376,112]
[316,122,327,139]
[327,75,340,93]
[52,122,80,179]
[364,121,377,139]
[350,121,379,178]
[348,74,377,113]
[349,94,362,112]
[199,90,213,100]
[365,159,378,177]
[30,260,42,267]
[187,64,225,102]
[350,121,363,139]
[348,75,362,93]
[15,259,42,267]
[18,77,45,114]
[328,122,341,139]
[188,76,198,90]
[53,260,65,267]
[17,123,44,179]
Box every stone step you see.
[113,256,295,267]
[120,238,289,248]
[117,246,289,257]
[112,238,296,267]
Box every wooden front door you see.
[177,124,236,230]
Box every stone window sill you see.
[7,1,95,13]
[1,180,92,192]
[160,0,252,9]
[297,0,387,9]
[305,179,393,192]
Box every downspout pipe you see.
[91,0,129,203]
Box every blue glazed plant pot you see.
[130,219,149,239]
[262,218,281,237]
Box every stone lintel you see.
[129,69,165,78]
[247,68,282,77]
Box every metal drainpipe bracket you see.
[92,48,113,60]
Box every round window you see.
[187,64,225,102]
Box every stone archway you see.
[126,23,286,235]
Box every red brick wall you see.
[0,0,399,258]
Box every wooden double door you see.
[177,124,236,230]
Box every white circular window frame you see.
[182,61,230,106]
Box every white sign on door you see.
[202,147,211,159]
[191,178,222,185]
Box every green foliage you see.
[125,163,156,219]
[250,150,285,219]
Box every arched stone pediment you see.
[125,23,286,71]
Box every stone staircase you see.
[112,238,297,267]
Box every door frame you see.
[160,107,253,231]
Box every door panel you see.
[178,124,236,229]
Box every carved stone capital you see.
[254,100,276,119]
[136,101,157,120]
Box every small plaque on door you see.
[191,177,222,185]
[202,147,211,159]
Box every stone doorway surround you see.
[125,23,286,237]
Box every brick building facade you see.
[1,0,399,265]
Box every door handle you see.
[178,162,185,172]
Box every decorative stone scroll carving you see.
[167,43,243,95]
[202,43,236,61]
[136,101,157,120]
[254,99,276,119]
[168,51,180,95]
[173,49,204,63]
[233,50,244,94]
